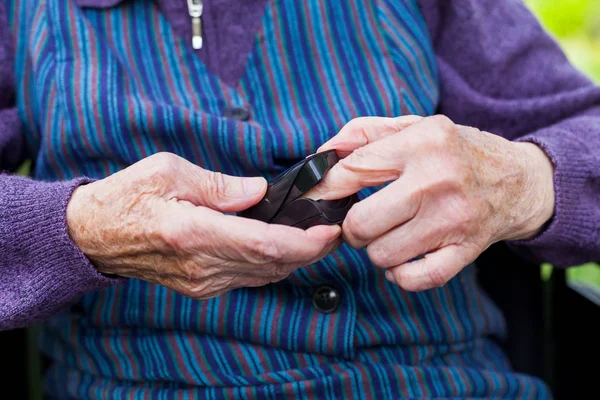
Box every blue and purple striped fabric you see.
[7,0,550,398]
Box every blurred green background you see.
[525,0,600,287]
[525,0,600,83]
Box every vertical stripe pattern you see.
[7,0,551,398]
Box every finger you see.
[192,275,274,300]
[365,216,436,269]
[167,274,273,301]
[227,235,342,280]
[307,135,406,200]
[175,237,341,300]
[285,236,342,268]
[171,237,340,298]
[188,207,342,264]
[384,245,476,291]
[318,115,423,157]
[308,115,455,201]
[341,176,422,248]
[230,219,343,264]
[142,153,268,212]
[193,278,271,300]
[189,169,267,212]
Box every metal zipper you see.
[187,0,203,49]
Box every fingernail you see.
[317,144,333,152]
[385,270,396,284]
[307,224,341,241]
[328,224,342,240]
[243,177,266,196]
[301,186,323,200]
[323,224,342,240]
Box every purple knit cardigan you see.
[1,0,600,330]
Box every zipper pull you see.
[187,0,203,49]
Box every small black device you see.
[238,150,358,229]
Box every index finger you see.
[317,115,422,157]
[306,115,444,200]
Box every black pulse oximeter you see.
[238,150,358,229]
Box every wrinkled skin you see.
[66,153,341,300]
[67,114,555,297]
[308,115,555,291]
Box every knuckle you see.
[252,278,277,287]
[429,115,455,133]
[344,116,368,132]
[367,244,392,268]
[205,171,229,199]
[150,152,179,174]
[183,261,209,282]
[193,292,219,301]
[341,145,370,169]
[425,265,448,288]
[237,277,267,288]
[427,115,457,145]
[221,274,240,290]
[344,207,370,244]
[178,285,200,299]
[187,277,226,300]
[268,264,292,281]
[345,117,371,140]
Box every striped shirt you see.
[6,0,552,398]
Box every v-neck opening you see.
[75,0,270,91]
[155,0,271,89]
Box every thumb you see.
[196,172,267,212]
[173,159,267,212]
[138,153,267,212]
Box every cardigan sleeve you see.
[0,3,122,331]
[418,0,600,267]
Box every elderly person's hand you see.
[66,153,341,299]
[308,115,555,291]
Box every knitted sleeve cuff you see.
[0,175,125,329]
[507,127,599,267]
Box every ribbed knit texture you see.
[0,175,121,330]
[511,112,600,266]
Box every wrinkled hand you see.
[308,115,555,291]
[66,153,341,299]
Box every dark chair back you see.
[476,243,548,381]
[477,243,600,400]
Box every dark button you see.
[223,106,251,121]
[312,285,340,314]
